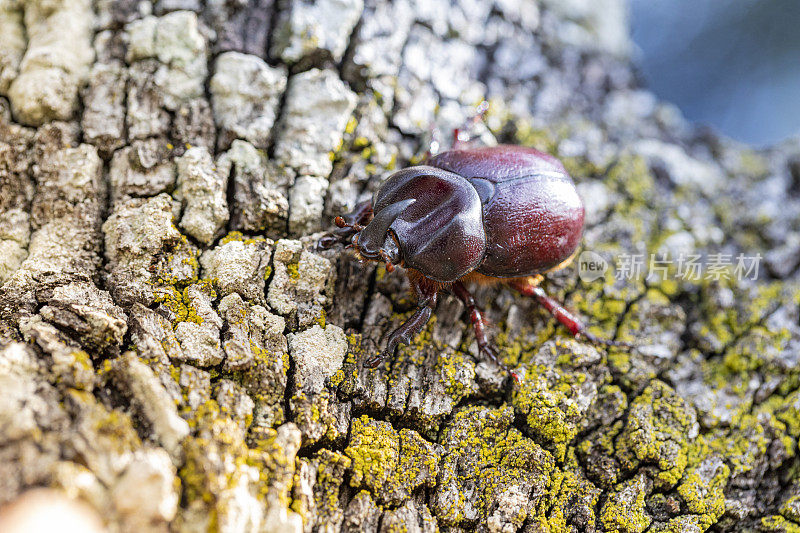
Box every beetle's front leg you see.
[509,278,633,349]
[365,284,438,368]
[452,282,515,376]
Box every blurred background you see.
[630,0,800,147]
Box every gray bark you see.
[0,0,799,532]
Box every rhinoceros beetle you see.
[321,142,631,375]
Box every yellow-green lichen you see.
[344,415,439,506]
[599,474,651,533]
[615,381,695,489]
[780,495,800,523]
[760,515,800,532]
[286,262,300,280]
[533,458,600,531]
[153,279,217,327]
[311,449,351,523]
[344,116,358,135]
[512,365,588,461]
[180,400,299,530]
[219,231,267,246]
[433,349,475,403]
[675,444,729,530]
[434,405,555,527]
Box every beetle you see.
[321,143,631,373]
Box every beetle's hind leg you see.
[451,100,490,150]
[453,281,518,379]
[425,100,491,157]
[509,277,633,349]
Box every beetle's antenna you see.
[334,216,365,232]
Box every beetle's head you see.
[335,198,415,272]
[333,165,487,283]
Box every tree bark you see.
[0,0,799,532]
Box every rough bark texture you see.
[1,0,799,532]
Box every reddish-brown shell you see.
[427,145,585,278]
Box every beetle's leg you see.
[509,278,633,349]
[364,283,438,368]
[451,100,490,150]
[341,199,374,226]
[317,200,373,250]
[451,128,469,151]
[452,282,518,380]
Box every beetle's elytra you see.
[322,143,631,375]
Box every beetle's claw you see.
[365,338,399,369]
[364,352,385,368]
[580,331,636,350]
[479,344,519,381]
[316,235,339,251]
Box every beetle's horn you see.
[358,198,415,255]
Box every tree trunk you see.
[0,0,799,532]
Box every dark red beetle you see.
[323,143,630,373]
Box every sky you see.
[630,0,800,147]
